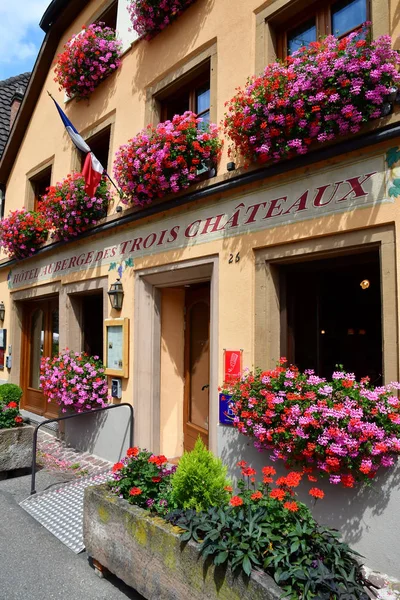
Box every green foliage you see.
[0,383,23,405]
[166,503,369,600]
[171,437,231,512]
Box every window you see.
[80,126,111,172]
[157,60,211,125]
[277,0,369,58]
[30,166,52,211]
[96,0,117,29]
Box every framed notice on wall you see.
[104,318,129,378]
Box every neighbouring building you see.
[0,72,30,215]
[0,0,399,577]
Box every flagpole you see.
[104,170,123,199]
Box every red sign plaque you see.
[224,349,242,383]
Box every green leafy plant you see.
[171,437,231,512]
[0,383,23,405]
[109,447,177,516]
[166,462,371,599]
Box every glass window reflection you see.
[332,0,367,36]
[287,18,317,55]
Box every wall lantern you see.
[108,279,124,311]
[0,301,5,322]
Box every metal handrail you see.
[30,402,134,495]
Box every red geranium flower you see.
[284,501,299,512]
[309,487,325,499]
[270,488,286,501]
[112,462,124,472]
[127,447,140,457]
[251,491,263,501]
[229,495,244,507]
[129,487,142,496]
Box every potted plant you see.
[40,350,109,413]
[0,384,34,473]
[54,23,122,100]
[224,28,400,166]
[84,439,371,599]
[128,0,197,40]
[114,111,222,206]
[39,174,110,241]
[0,209,48,260]
[223,359,400,487]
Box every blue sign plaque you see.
[219,393,235,426]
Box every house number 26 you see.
[228,252,240,264]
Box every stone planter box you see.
[0,425,34,472]
[83,485,283,600]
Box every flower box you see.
[54,23,122,101]
[83,484,283,600]
[39,175,110,242]
[114,111,222,207]
[128,0,197,40]
[0,209,48,260]
[0,425,34,473]
[224,30,400,166]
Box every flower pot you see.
[83,484,283,600]
[0,424,34,473]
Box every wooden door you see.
[21,298,59,418]
[184,283,210,451]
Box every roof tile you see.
[0,72,30,159]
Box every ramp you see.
[20,471,112,553]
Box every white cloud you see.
[0,1,49,68]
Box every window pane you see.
[30,309,44,389]
[332,0,367,36]
[196,85,210,115]
[165,93,190,121]
[197,110,210,131]
[51,310,59,358]
[287,18,317,54]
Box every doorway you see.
[21,297,59,418]
[282,249,382,383]
[82,293,104,360]
[184,283,210,451]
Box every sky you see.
[0,0,50,80]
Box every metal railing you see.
[30,402,134,495]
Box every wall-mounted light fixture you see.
[360,279,370,290]
[0,301,5,322]
[108,279,124,311]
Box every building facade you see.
[0,0,400,576]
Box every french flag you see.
[51,96,104,197]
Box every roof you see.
[40,0,72,33]
[0,72,30,159]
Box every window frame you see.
[158,65,211,123]
[145,42,217,127]
[95,0,118,29]
[80,125,112,173]
[26,161,53,212]
[276,0,371,59]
